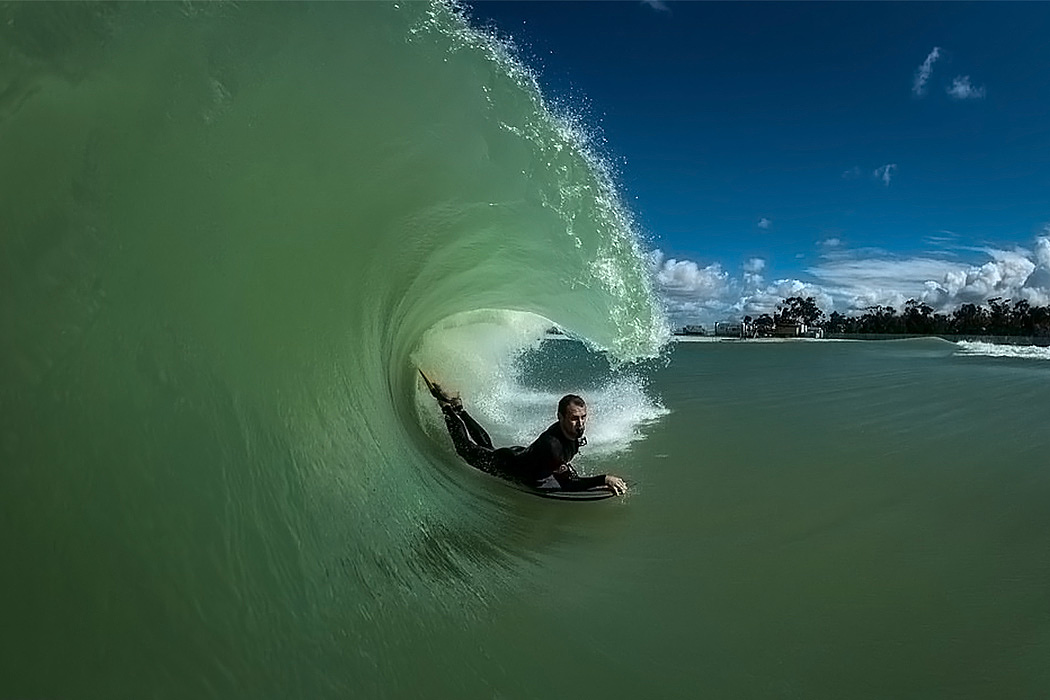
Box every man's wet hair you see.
[558,394,586,417]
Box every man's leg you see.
[441,406,500,475]
[456,409,494,450]
[423,374,494,450]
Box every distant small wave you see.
[955,341,1050,360]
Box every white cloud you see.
[820,238,841,247]
[1035,233,1050,267]
[743,258,766,274]
[923,230,961,247]
[873,163,897,186]
[913,47,942,97]
[1024,234,1050,304]
[742,258,766,289]
[946,75,986,100]
[652,236,1050,324]
[932,249,1036,305]
[757,217,771,229]
[640,0,670,12]
[809,243,1050,311]
[846,164,901,186]
[650,250,731,295]
[808,256,961,308]
[649,250,737,322]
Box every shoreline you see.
[825,333,1050,347]
[671,333,1050,347]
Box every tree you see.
[903,299,935,334]
[819,299,1050,337]
[1012,299,1033,335]
[952,303,987,335]
[826,311,846,333]
[776,296,826,327]
[1032,304,1050,337]
[987,297,1013,335]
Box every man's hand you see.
[604,475,627,495]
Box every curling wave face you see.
[2,2,667,695]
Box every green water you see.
[4,2,1050,697]
[7,336,1050,698]
[629,340,1050,698]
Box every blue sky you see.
[466,1,1050,324]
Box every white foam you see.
[474,374,667,459]
[955,341,1050,360]
[412,309,551,412]
[413,309,667,461]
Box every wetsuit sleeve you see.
[552,464,607,491]
[528,431,607,491]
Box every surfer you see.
[421,371,628,496]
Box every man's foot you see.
[418,369,463,411]
[432,383,463,411]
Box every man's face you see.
[559,404,587,441]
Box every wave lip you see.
[2,3,670,680]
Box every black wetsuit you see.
[440,405,608,491]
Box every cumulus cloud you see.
[742,258,766,288]
[648,250,736,319]
[743,258,766,274]
[1036,233,1050,267]
[873,164,897,186]
[733,279,836,320]
[651,236,1050,324]
[937,255,1032,302]
[758,217,772,229]
[808,242,1050,311]
[946,75,986,100]
[650,250,731,295]
[651,249,858,324]
[649,250,740,322]
[820,238,842,248]
[913,47,942,97]
[1025,236,1050,299]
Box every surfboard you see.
[516,484,617,501]
[418,369,618,501]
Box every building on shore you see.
[714,320,748,338]
[707,317,827,339]
[774,319,824,338]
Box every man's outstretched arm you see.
[553,464,627,494]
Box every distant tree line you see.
[769,296,1050,337]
